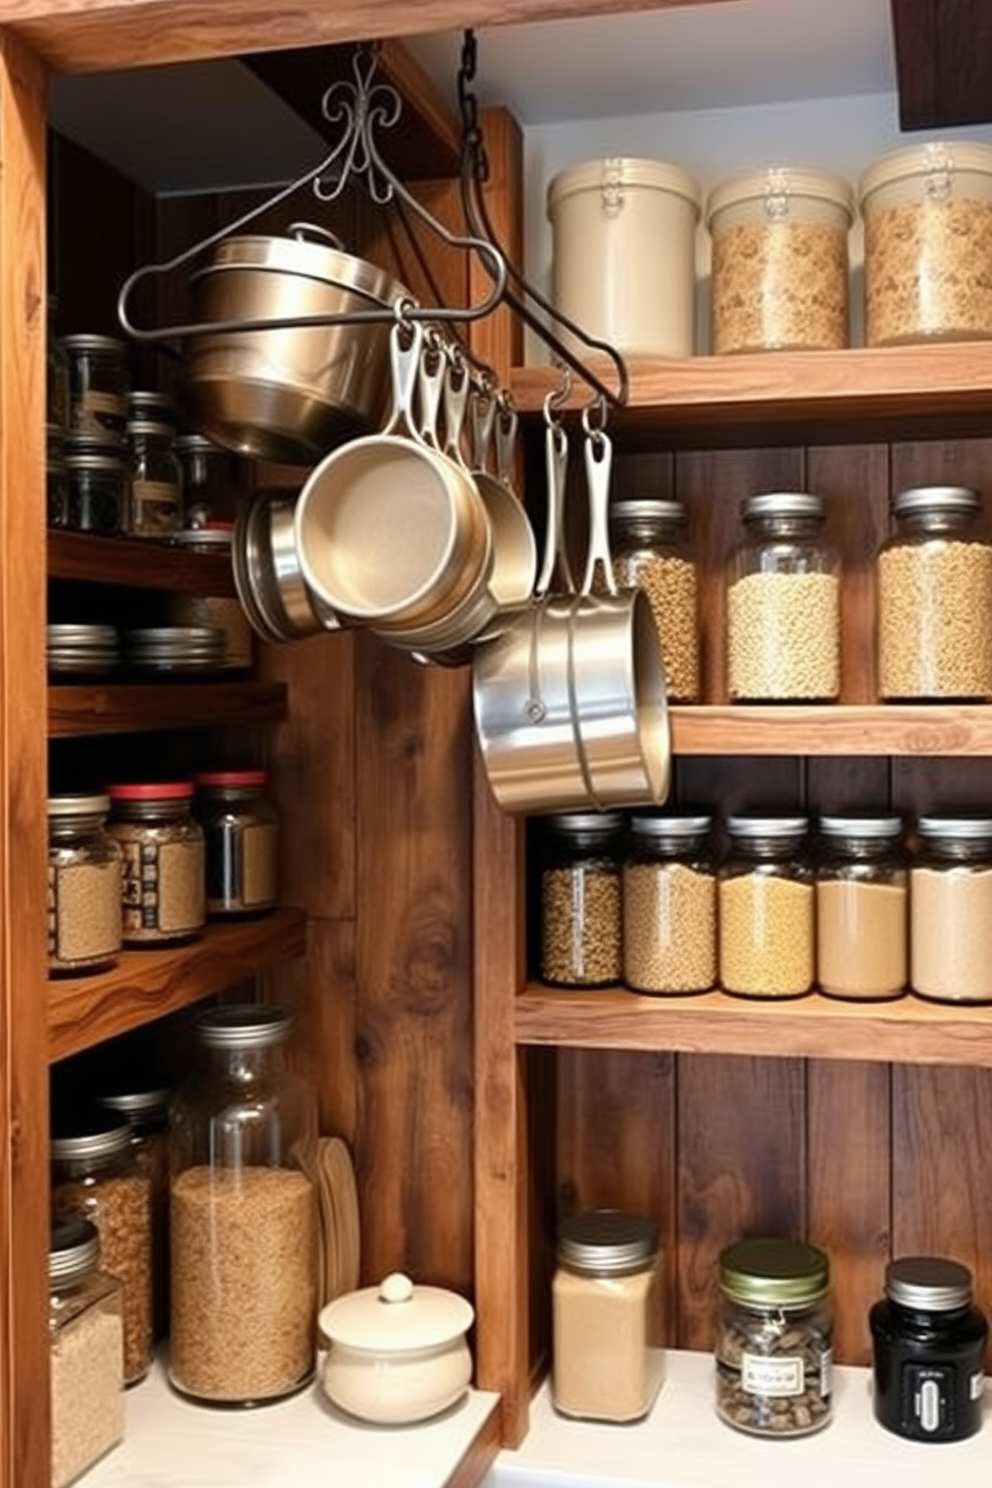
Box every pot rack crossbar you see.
[116,38,628,410]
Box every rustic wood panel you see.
[891,0,992,130]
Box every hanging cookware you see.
[232,487,340,643]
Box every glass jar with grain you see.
[814,814,907,1001]
[47,793,123,976]
[623,811,716,994]
[539,811,624,988]
[609,498,700,701]
[98,1082,172,1342]
[910,814,992,1002]
[876,486,992,701]
[719,814,813,997]
[105,781,205,946]
[169,1004,318,1404]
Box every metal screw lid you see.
[98,1087,172,1124]
[892,485,980,518]
[629,811,712,838]
[49,1215,101,1285]
[557,1209,659,1277]
[47,793,111,820]
[719,1237,830,1308]
[741,492,825,522]
[50,1111,132,1163]
[609,499,687,524]
[917,813,992,840]
[193,1003,292,1049]
[726,813,808,840]
[818,814,903,840]
[885,1255,973,1312]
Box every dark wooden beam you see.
[891,0,992,129]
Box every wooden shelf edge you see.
[670,703,992,756]
[48,680,287,736]
[48,529,237,595]
[47,906,307,1062]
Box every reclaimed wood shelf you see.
[48,680,287,736]
[47,906,307,1063]
[670,703,992,756]
[48,529,237,594]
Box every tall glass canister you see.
[609,498,700,702]
[718,814,814,997]
[815,814,907,1001]
[910,814,992,1002]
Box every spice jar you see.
[719,814,813,997]
[63,442,129,535]
[860,141,992,346]
[126,417,183,538]
[876,486,992,701]
[51,1110,153,1385]
[815,814,907,1001]
[870,1255,988,1442]
[47,794,123,977]
[167,523,255,674]
[539,811,624,987]
[707,166,854,353]
[910,814,992,1002]
[49,1215,125,1488]
[726,493,840,701]
[98,1083,172,1342]
[105,781,205,946]
[716,1237,833,1438]
[168,1004,318,1404]
[61,333,129,445]
[552,1209,664,1423]
[175,432,231,523]
[193,768,279,918]
[623,811,716,994]
[609,499,700,701]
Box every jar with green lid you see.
[61,333,129,445]
[98,1083,172,1342]
[623,811,715,993]
[877,486,992,700]
[105,781,205,946]
[719,814,813,997]
[815,814,907,1001]
[126,417,183,537]
[539,811,624,987]
[726,493,841,701]
[47,794,123,976]
[609,498,699,701]
[193,768,279,918]
[49,1215,125,1488]
[552,1209,664,1422]
[910,814,992,1002]
[716,1236,833,1437]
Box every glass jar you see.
[105,781,205,946]
[859,141,992,346]
[175,432,232,524]
[47,423,69,528]
[707,166,854,353]
[870,1255,988,1442]
[168,1003,319,1404]
[98,1083,172,1342]
[609,498,700,701]
[716,1236,833,1438]
[726,493,841,701]
[126,417,183,538]
[128,388,178,432]
[623,811,716,993]
[719,814,813,997]
[49,1215,125,1488]
[167,523,255,674]
[47,298,71,430]
[552,1209,664,1422]
[47,793,123,976]
[64,443,129,535]
[193,769,279,918]
[910,814,992,1002]
[876,486,992,700]
[815,814,907,1001]
[539,811,624,988]
[51,1112,153,1385]
[61,333,129,445]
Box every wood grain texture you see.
[671,704,992,756]
[47,530,237,594]
[891,0,992,129]
[48,680,288,736]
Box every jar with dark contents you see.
[539,811,624,987]
[193,769,279,918]
[47,794,123,976]
[64,442,129,535]
[47,423,69,528]
[61,334,129,445]
[105,782,205,946]
[609,499,700,701]
[716,1236,833,1438]
[175,432,232,521]
[98,1084,172,1342]
[126,417,183,538]
[623,812,716,994]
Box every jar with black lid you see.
[609,499,700,701]
[910,813,992,1002]
[870,1255,988,1442]
[623,811,716,993]
[47,793,123,976]
[716,1236,833,1438]
[539,811,624,987]
[193,768,279,918]
[718,815,814,997]
[61,333,129,445]
[105,781,205,946]
[815,814,907,1001]
[126,417,183,538]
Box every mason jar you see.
[623,811,716,994]
[539,811,624,988]
[168,522,255,673]
[105,781,205,946]
[815,814,907,1001]
[126,417,183,538]
[175,432,232,524]
[47,423,69,528]
[64,443,129,535]
[719,814,813,997]
[910,814,992,1002]
[193,768,279,918]
[716,1236,833,1438]
[168,1004,319,1404]
[97,1082,172,1342]
[609,498,700,701]
[876,486,992,700]
[47,793,123,976]
[61,333,129,445]
[726,493,841,701]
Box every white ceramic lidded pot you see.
[319,1271,474,1423]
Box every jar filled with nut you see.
[815,814,907,1001]
[719,814,813,997]
[47,794,123,977]
[105,781,205,946]
[910,814,992,1003]
[623,811,716,994]
[876,486,992,701]
[98,1083,172,1342]
[726,493,840,701]
[609,499,700,701]
[716,1236,833,1438]
[539,811,624,988]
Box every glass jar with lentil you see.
[609,499,700,701]
[97,1083,172,1342]
[105,781,205,946]
[910,814,992,1002]
[623,811,716,993]
[718,814,813,997]
[47,793,123,977]
[539,811,624,988]
[814,813,907,1001]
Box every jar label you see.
[741,1351,803,1397]
[242,822,278,907]
[131,480,181,535]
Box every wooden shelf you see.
[670,703,992,756]
[47,906,307,1063]
[48,680,287,736]
[48,529,237,595]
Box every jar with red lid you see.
[193,769,279,918]
[105,782,205,945]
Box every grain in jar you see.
[105,781,205,945]
[623,811,716,993]
[539,811,623,988]
[47,793,123,976]
[98,1083,172,1342]
[719,814,813,997]
[876,486,992,700]
[815,814,907,1001]
[609,499,700,701]
[193,768,279,917]
[707,166,853,353]
[726,493,840,701]
[910,814,992,1002]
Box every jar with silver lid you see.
[539,811,624,987]
[167,523,255,674]
[61,333,129,445]
[46,623,119,680]
[193,768,279,917]
[716,1236,833,1438]
[726,493,841,701]
[175,432,232,521]
[553,1209,664,1422]
[609,498,700,701]
[910,814,992,1002]
[815,814,907,1001]
[105,781,205,945]
[623,811,716,993]
[47,794,123,976]
[719,814,813,997]
[127,388,178,431]
[877,486,992,700]
[126,417,183,538]
[64,442,129,535]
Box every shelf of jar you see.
[669,703,992,756]
[48,529,237,595]
[513,982,992,1068]
[47,906,307,1063]
[48,679,287,736]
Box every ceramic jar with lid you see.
[609,498,700,701]
[623,811,716,994]
[910,814,992,1002]
[539,810,624,987]
[815,814,907,1001]
[47,793,123,976]
[718,814,814,997]
[105,781,205,945]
